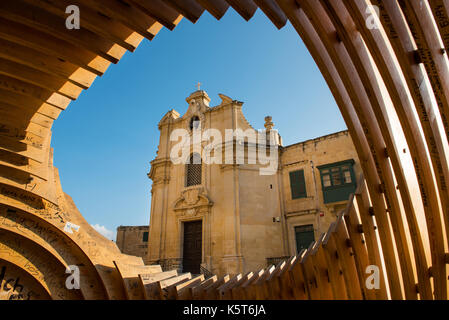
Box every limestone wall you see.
[116,226,149,262]
[280,130,361,256]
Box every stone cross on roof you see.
[196,82,201,91]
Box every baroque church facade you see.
[146,90,361,276]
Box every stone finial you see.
[264,116,274,131]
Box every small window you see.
[289,170,307,199]
[322,174,332,187]
[142,232,149,242]
[344,170,352,183]
[186,153,202,187]
[332,171,342,185]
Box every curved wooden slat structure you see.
[0,0,448,300]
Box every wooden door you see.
[182,220,202,274]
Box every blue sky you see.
[51,9,345,240]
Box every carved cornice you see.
[148,158,172,183]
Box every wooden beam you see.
[165,0,206,23]
[254,0,288,29]
[0,17,109,76]
[0,74,71,110]
[0,102,54,131]
[0,38,95,90]
[0,1,123,64]
[196,0,230,20]
[0,57,82,101]
[225,0,258,21]
[76,0,162,41]
[127,0,183,30]
[320,0,419,300]
[21,0,139,52]
[343,0,439,301]
[0,88,62,120]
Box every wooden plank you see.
[246,265,275,300]
[202,275,230,300]
[354,178,388,299]
[156,273,192,300]
[348,0,447,300]
[322,223,348,299]
[300,243,321,299]
[227,272,254,300]
[269,255,296,299]
[298,0,407,299]
[362,0,447,299]
[0,88,63,121]
[406,0,449,145]
[402,2,449,300]
[0,17,109,76]
[0,1,124,64]
[0,57,82,101]
[113,261,161,300]
[76,0,162,41]
[190,275,218,300]
[332,213,363,299]
[388,0,449,299]
[0,117,48,149]
[261,260,288,299]
[428,0,449,53]
[0,74,71,110]
[323,0,427,300]
[165,0,205,23]
[0,102,55,130]
[284,252,307,299]
[0,37,95,90]
[196,0,230,20]
[225,0,258,21]
[21,0,139,52]
[344,0,435,300]
[170,274,204,300]
[276,1,402,300]
[138,270,178,300]
[234,269,264,299]
[344,195,376,300]
[127,0,183,30]
[254,0,287,29]
[310,233,334,299]
[0,140,47,165]
[0,158,46,182]
[217,273,243,300]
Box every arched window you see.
[189,116,200,131]
[186,153,202,187]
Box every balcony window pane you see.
[344,170,352,183]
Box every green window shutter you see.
[142,232,149,242]
[289,170,307,199]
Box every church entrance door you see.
[182,220,202,274]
